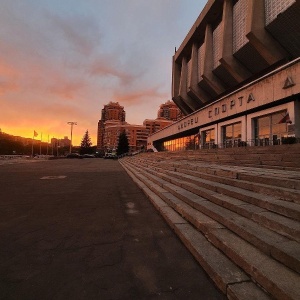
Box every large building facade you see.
[104,123,148,152]
[148,0,300,151]
[143,100,182,135]
[97,101,148,152]
[157,100,183,120]
[97,102,126,150]
[143,118,174,136]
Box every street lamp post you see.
[67,121,77,153]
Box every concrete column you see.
[179,56,188,98]
[172,96,191,116]
[179,56,199,111]
[172,56,181,99]
[172,55,192,115]
[294,98,300,138]
[247,115,256,146]
[216,123,222,147]
[203,24,214,78]
[241,115,247,143]
[219,0,251,82]
[190,43,198,87]
[246,0,287,65]
[201,24,225,97]
[189,43,210,103]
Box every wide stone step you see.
[208,228,300,300]
[119,161,271,299]
[149,158,300,187]
[160,170,299,241]
[147,144,300,169]
[120,159,300,300]
[132,159,300,224]
[137,157,300,190]
[124,160,300,273]
[136,158,300,202]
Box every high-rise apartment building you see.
[97,102,126,150]
[143,100,182,136]
[143,118,174,136]
[104,123,148,152]
[157,100,182,121]
[101,102,126,122]
[97,102,148,152]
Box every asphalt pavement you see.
[0,158,225,300]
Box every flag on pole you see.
[32,131,38,157]
[40,133,43,155]
[278,113,292,124]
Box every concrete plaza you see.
[0,158,224,300]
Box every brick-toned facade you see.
[142,100,182,136]
[143,118,174,136]
[104,123,148,152]
[97,102,148,152]
[157,100,182,121]
[97,102,125,150]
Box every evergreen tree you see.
[80,130,92,154]
[117,130,129,156]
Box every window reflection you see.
[163,134,199,151]
[202,128,215,148]
[222,122,242,147]
[255,110,288,146]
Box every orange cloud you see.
[112,87,168,105]
[47,80,87,99]
[0,60,18,77]
[0,60,19,95]
[0,80,17,95]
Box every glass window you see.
[233,123,241,139]
[163,134,198,152]
[254,110,288,146]
[222,122,242,147]
[202,128,215,148]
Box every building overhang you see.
[149,58,300,145]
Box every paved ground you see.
[0,158,225,300]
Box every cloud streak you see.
[89,58,137,85]
[0,0,206,145]
[49,13,102,57]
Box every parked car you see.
[66,153,83,159]
[104,149,117,159]
[82,154,95,158]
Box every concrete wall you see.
[148,59,300,148]
[172,0,299,114]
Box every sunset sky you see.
[0,0,206,146]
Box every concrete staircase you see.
[119,144,300,300]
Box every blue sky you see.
[0,0,206,145]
